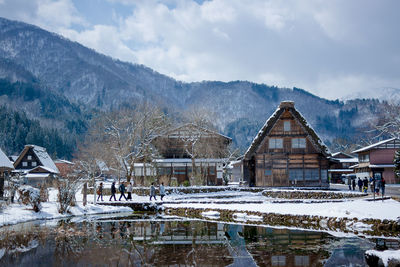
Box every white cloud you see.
[0,0,399,100]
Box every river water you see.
[0,213,398,266]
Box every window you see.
[173,167,186,175]
[22,162,28,167]
[31,161,37,167]
[295,256,309,266]
[284,121,291,132]
[321,169,328,181]
[289,169,303,180]
[305,169,319,180]
[269,138,283,149]
[292,138,306,148]
[271,256,286,266]
[359,154,369,163]
[27,155,32,160]
[209,167,215,175]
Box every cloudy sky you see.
[0,0,399,100]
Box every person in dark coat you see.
[119,182,127,201]
[380,177,386,197]
[363,177,368,193]
[352,178,356,191]
[150,182,157,201]
[110,182,117,201]
[357,178,363,192]
[97,182,103,201]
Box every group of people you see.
[95,181,166,202]
[352,176,386,196]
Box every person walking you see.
[363,177,368,193]
[357,178,363,192]
[352,178,356,191]
[97,182,104,201]
[119,182,127,201]
[150,182,157,201]
[159,182,165,201]
[127,182,133,201]
[380,177,386,198]
[110,181,117,201]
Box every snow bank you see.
[202,210,220,219]
[365,249,400,267]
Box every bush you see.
[182,180,190,187]
[57,179,81,214]
[18,185,41,212]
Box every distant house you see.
[54,159,75,178]
[0,148,14,199]
[352,138,400,184]
[152,123,232,185]
[328,152,358,183]
[243,101,331,187]
[13,145,59,186]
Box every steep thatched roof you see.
[244,101,330,160]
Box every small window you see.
[292,138,306,148]
[269,138,283,149]
[284,121,291,132]
[27,155,32,160]
[31,161,37,167]
[22,162,28,167]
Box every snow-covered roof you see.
[28,165,58,174]
[244,101,331,159]
[352,138,399,153]
[0,148,14,169]
[331,158,359,163]
[25,173,50,178]
[331,152,356,158]
[55,159,74,165]
[154,158,228,163]
[31,145,59,173]
[328,169,354,172]
[14,145,59,173]
[160,123,232,142]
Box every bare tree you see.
[89,104,170,185]
[374,102,400,139]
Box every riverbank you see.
[0,188,132,228]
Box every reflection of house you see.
[243,101,331,187]
[352,138,400,183]
[152,124,232,185]
[328,152,358,183]
[13,145,59,186]
[0,147,14,199]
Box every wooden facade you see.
[244,101,331,187]
[352,138,400,184]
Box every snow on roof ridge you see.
[31,145,59,173]
[352,137,398,153]
[0,147,14,169]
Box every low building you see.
[0,148,14,199]
[243,101,331,187]
[152,123,232,185]
[13,145,59,186]
[328,152,358,183]
[55,159,74,178]
[352,138,400,184]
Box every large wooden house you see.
[151,123,232,185]
[13,145,59,186]
[243,101,331,187]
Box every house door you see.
[273,169,287,187]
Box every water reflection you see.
[0,215,398,266]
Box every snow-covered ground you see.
[86,188,400,221]
[118,189,400,221]
[0,187,132,227]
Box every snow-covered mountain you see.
[344,87,400,104]
[0,17,388,153]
